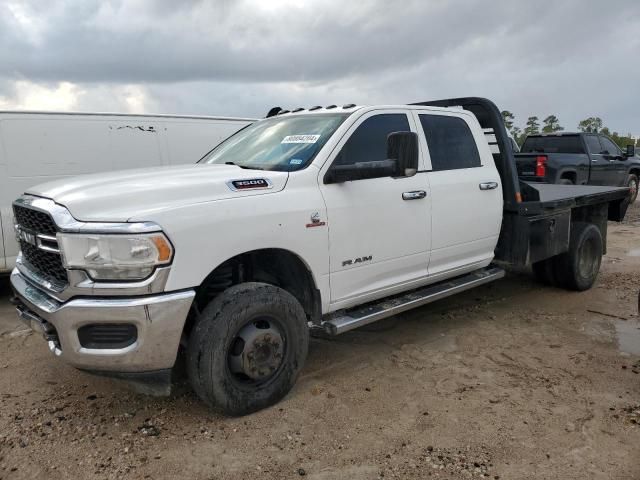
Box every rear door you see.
[414,110,502,278]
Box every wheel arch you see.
[187,248,322,337]
[557,169,577,184]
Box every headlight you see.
[58,232,173,281]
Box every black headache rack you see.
[411,97,629,266]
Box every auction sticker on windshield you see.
[282,135,320,144]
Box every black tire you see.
[554,222,603,291]
[627,174,638,204]
[187,282,309,416]
[559,178,574,185]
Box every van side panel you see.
[0,210,5,272]
[0,121,6,271]
[164,120,251,164]
[107,120,163,169]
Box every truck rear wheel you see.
[555,222,603,291]
[187,282,309,416]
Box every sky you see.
[0,0,639,134]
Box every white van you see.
[0,111,255,273]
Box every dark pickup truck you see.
[515,132,639,203]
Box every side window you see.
[585,135,603,155]
[333,113,410,167]
[599,136,621,155]
[418,114,481,171]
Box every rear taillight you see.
[535,155,547,177]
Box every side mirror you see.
[324,130,420,184]
[326,160,397,184]
[626,144,636,157]
[387,131,419,176]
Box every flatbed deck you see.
[520,183,630,214]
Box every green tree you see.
[598,127,634,149]
[612,133,635,150]
[542,115,563,133]
[578,117,603,133]
[512,126,523,146]
[524,116,540,136]
[501,110,515,132]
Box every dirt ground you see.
[1,203,639,480]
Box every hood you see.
[26,164,289,222]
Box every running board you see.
[321,266,505,335]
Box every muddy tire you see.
[554,222,603,291]
[559,178,574,185]
[627,174,638,204]
[187,282,309,416]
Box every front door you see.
[319,110,431,309]
[584,135,608,185]
[599,135,628,187]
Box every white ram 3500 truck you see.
[10,98,629,415]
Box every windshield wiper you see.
[225,161,264,171]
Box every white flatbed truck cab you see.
[10,98,630,415]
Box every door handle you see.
[479,182,499,190]
[402,190,427,200]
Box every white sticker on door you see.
[282,135,320,144]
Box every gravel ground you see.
[1,202,639,480]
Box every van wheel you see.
[559,178,574,185]
[187,282,309,416]
[555,222,603,291]
[627,174,638,203]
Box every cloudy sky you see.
[1,0,639,134]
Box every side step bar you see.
[321,266,505,335]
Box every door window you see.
[599,136,621,156]
[333,113,410,167]
[418,114,481,170]
[585,135,603,155]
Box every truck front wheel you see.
[187,282,309,416]
[627,174,638,204]
[555,222,603,291]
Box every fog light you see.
[77,324,137,349]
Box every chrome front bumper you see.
[10,268,195,372]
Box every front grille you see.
[13,204,68,288]
[14,205,57,235]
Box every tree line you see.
[501,111,637,150]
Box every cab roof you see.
[265,103,462,118]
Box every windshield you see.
[200,113,349,171]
